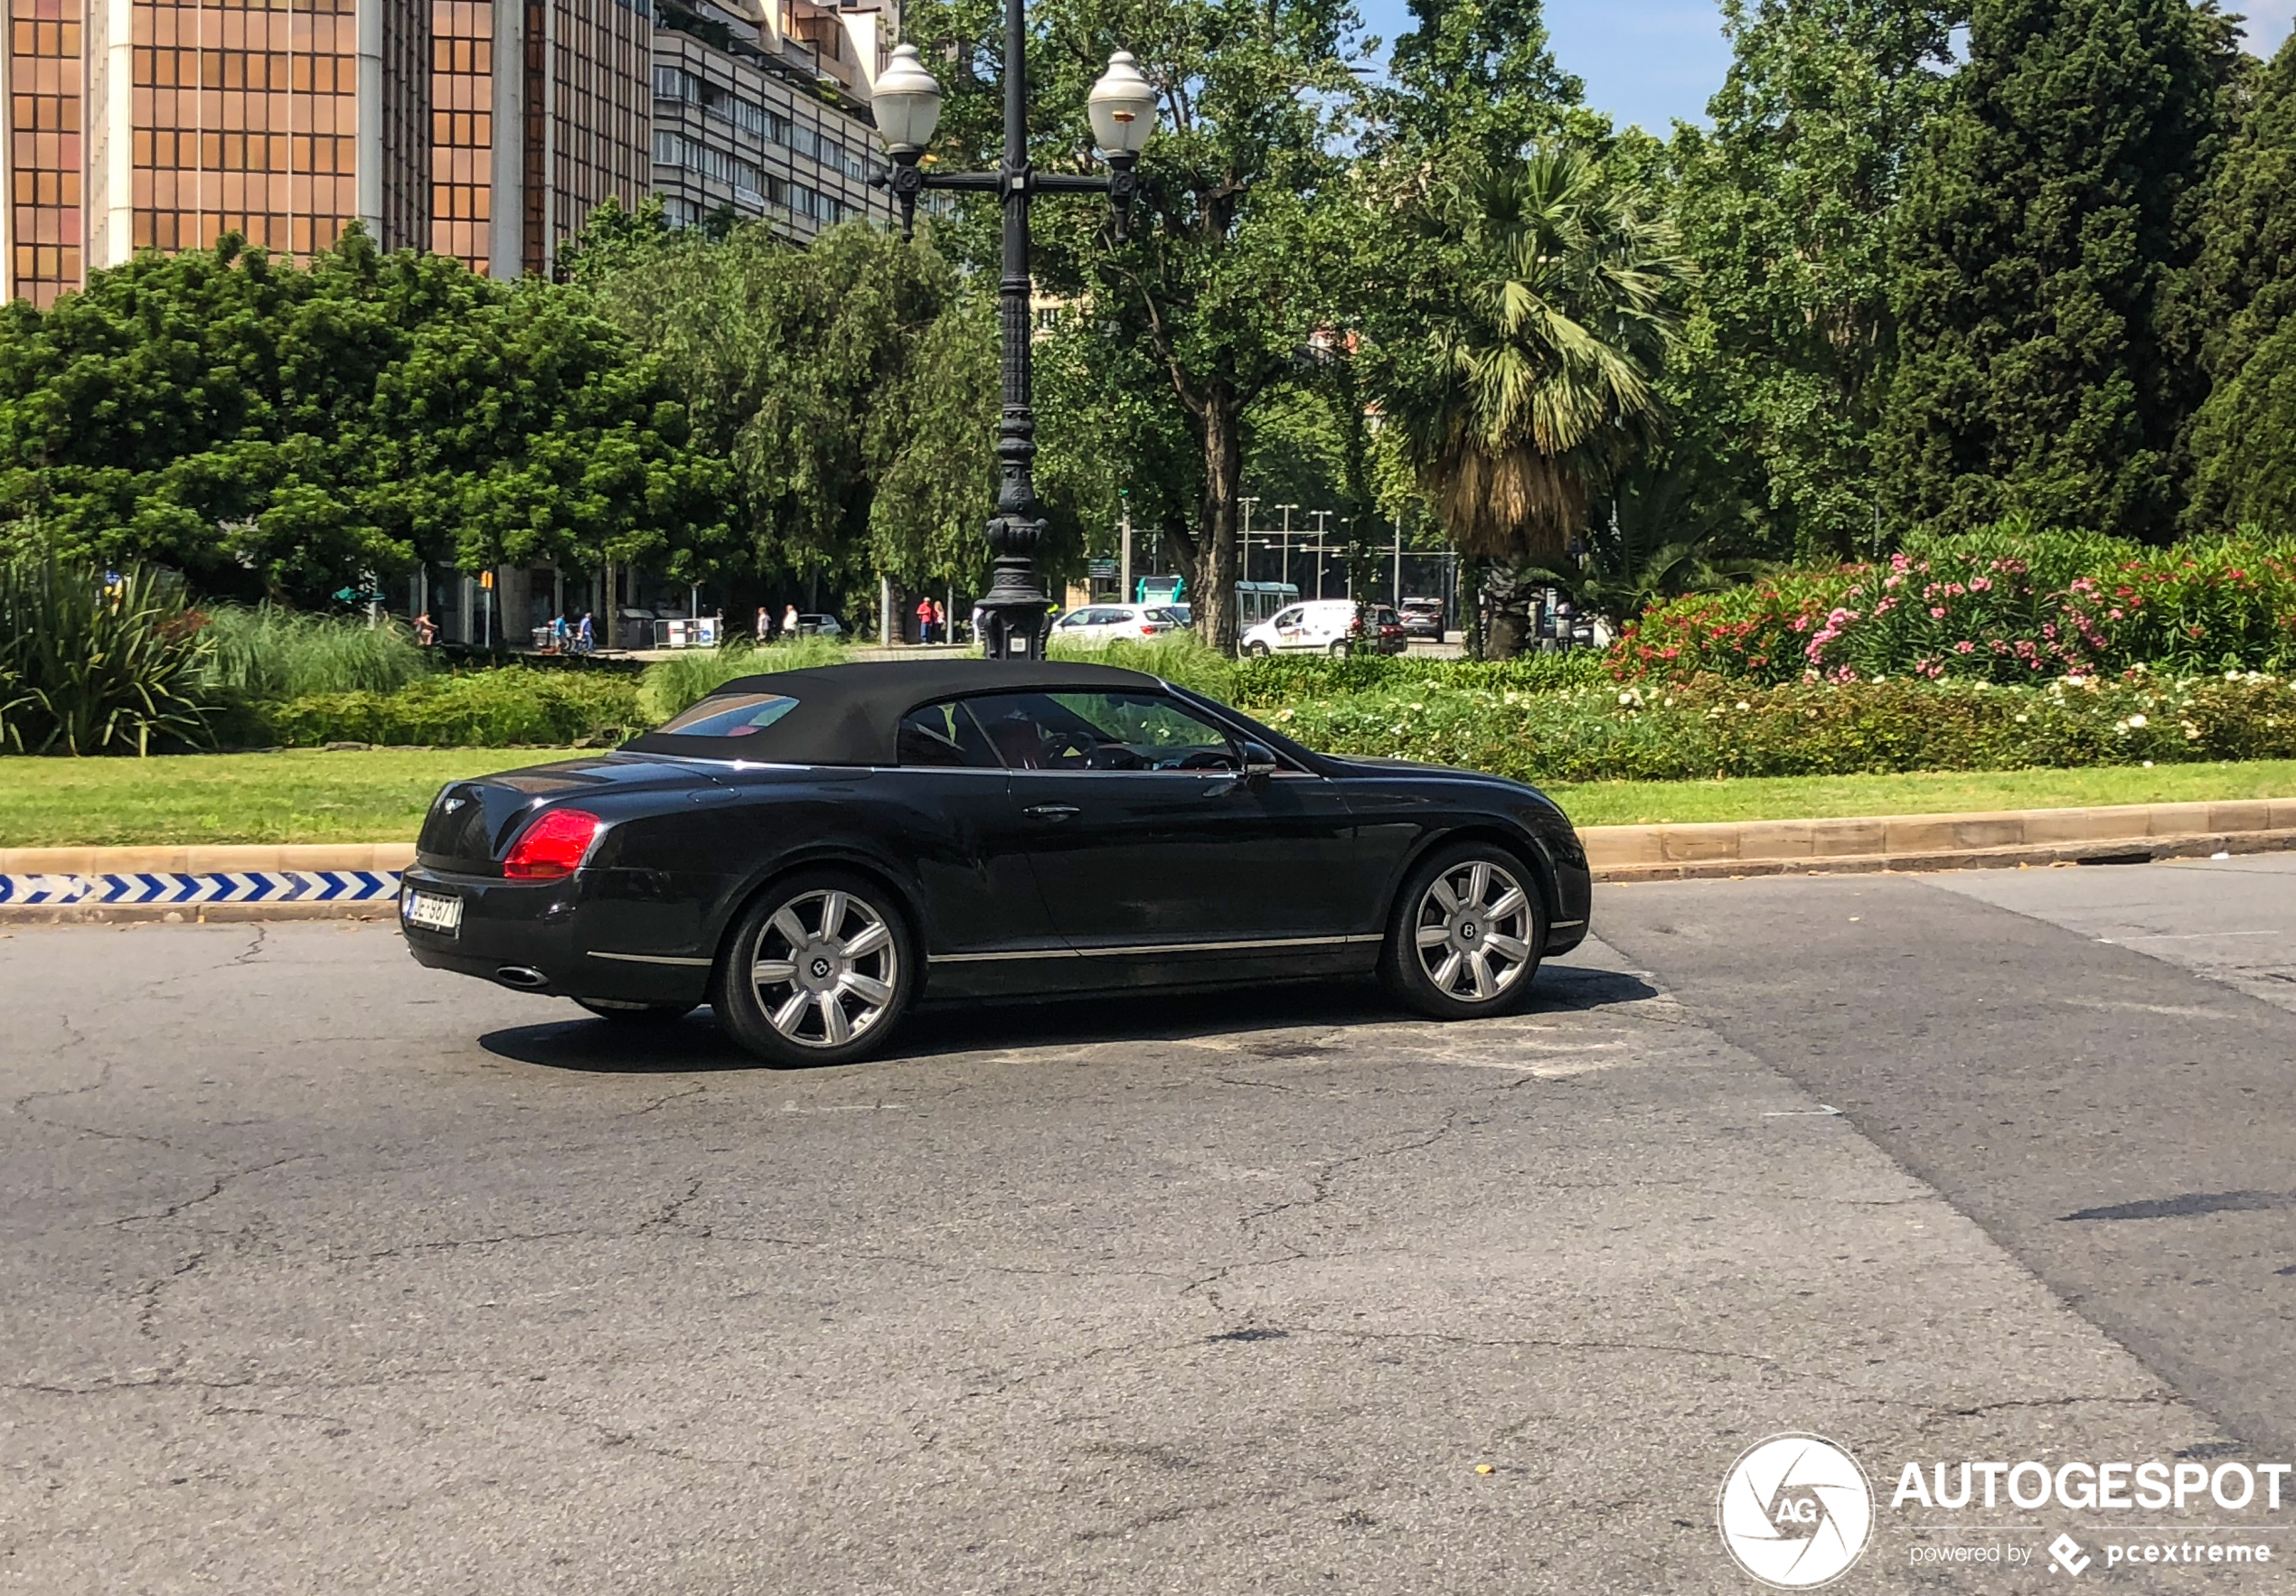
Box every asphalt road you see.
[5,857,2296,1593]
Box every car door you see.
[1270,606,1308,651]
[962,689,1375,972]
[889,699,1068,994]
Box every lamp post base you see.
[975,528,1053,659]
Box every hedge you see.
[1267,671,2296,785]
[255,669,645,748]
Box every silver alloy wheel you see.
[1410,858,1534,1004]
[748,887,900,1049]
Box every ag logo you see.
[1717,1433,1874,1589]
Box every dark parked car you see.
[399,661,1592,1066]
[1398,598,1445,641]
[1364,605,1410,655]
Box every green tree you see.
[1878,0,2232,542]
[908,0,1370,652]
[1384,0,1584,163]
[0,228,727,603]
[366,282,734,587]
[1661,0,1963,561]
[2179,30,2296,530]
[580,217,998,611]
[1376,148,1692,656]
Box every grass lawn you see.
[1547,759,2296,828]
[1,749,2294,848]
[0,747,576,848]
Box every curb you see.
[2,799,2291,923]
[1579,797,2296,882]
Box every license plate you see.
[402,889,463,935]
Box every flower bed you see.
[1268,671,2296,786]
[1615,530,2296,685]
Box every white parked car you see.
[1241,598,1360,656]
[1052,604,1186,646]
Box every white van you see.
[1240,598,1359,656]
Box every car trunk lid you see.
[415,754,728,873]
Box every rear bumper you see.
[397,866,715,1007]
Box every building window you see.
[9,0,82,305]
[430,0,494,269]
[129,0,361,266]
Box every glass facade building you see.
[5,0,898,303]
[8,0,81,304]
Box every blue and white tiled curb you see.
[0,845,416,918]
[0,869,399,908]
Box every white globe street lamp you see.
[868,12,1158,659]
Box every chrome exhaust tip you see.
[494,965,549,989]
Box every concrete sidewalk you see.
[2,798,2292,921]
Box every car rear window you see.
[654,692,800,738]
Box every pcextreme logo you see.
[1717,1433,1876,1590]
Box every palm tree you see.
[1380,147,1692,656]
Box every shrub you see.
[1267,671,2296,786]
[259,669,645,747]
[1615,528,2296,685]
[196,604,433,699]
[636,635,851,723]
[1057,633,1608,705]
[0,556,216,755]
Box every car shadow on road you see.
[476,959,1661,1075]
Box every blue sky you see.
[1354,0,2296,135]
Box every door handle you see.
[1023,804,1081,821]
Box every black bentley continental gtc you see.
[400,660,1592,1066]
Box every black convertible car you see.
[400,660,1591,1066]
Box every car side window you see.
[965,690,1238,773]
[896,700,1001,769]
[1273,607,1302,628]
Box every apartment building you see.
[649,0,892,243]
[3,0,889,306]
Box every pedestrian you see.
[915,594,934,644]
[931,597,946,644]
[412,611,438,647]
[783,602,800,636]
[552,613,570,653]
[576,611,595,654]
[970,602,984,646]
[756,605,771,643]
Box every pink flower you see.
[1954,641,1975,653]
[1930,606,1947,619]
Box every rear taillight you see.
[503,809,602,880]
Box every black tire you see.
[1244,641,1271,658]
[574,1000,696,1023]
[1379,840,1548,1020]
[711,869,917,1067]
[1329,639,1350,656]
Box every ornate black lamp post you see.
[871,21,1156,659]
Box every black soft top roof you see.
[622,659,1163,765]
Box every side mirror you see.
[1239,739,1279,777]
